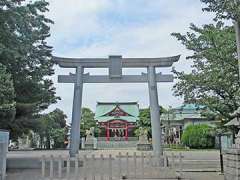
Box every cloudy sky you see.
[45,0,213,122]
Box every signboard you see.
[109,55,122,78]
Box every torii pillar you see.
[148,66,163,157]
[70,66,83,157]
[54,55,180,158]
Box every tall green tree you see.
[0,63,15,126]
[135,107,166,137]
[200,0,240,120]
[80,107,98,137]
[0,0,59,138]
[172,22,240,123]
[35,108,67,149]
[201,0,240,21]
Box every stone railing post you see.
[224,149,240,180]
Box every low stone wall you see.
[7,157,41,169]
[224,149,240,180]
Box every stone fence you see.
[41,152,183,180]
[0,131,9,180]
[224,147,240,180]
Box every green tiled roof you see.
[175,104,206,111]
[94,102,139,122]
[96,116,138,122]
[161,104,205,121]
[161,113,202,121]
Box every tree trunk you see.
[46,136,51,149]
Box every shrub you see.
[181,124,215,149]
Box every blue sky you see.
[45,0,214,122]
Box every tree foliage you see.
[0,0,59,138]
[201,0,240,21]
[135,107,166,137]
[172,22,240,122]
[0,63,15,124]
[35,108,67,149]
[80,108,98,137]
[181,124,215,149]
[50,128,66,149]
[200,1,240,121]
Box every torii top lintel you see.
[53,55,180,68]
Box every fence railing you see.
[97,141,138,149]
[230,144,240,149]
[97,137,138,141]
[40,152,183,180]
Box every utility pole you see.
[167,109,170,145]
[218,133,224,174]
[230,0,240,78]
[230,0,240,149]
[166,106,172,145]
[233,0,240,146]
[235,20,240,79]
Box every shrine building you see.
[94,102,139,141]
[161,104,217,144]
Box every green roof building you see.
[94,102,139,141]
[161,104,216,144]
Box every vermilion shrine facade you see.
[94,102,139,141]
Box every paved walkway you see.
[183,172,224,180]
[7,149,221,170]
[7,149,220,160]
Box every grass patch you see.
[164,144,217,151]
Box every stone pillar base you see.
[84,143,95,150]
[137,143,152,151]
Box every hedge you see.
[181,124,215,149]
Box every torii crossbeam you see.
[54,55,180,158]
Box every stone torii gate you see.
[54,55,180,157]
